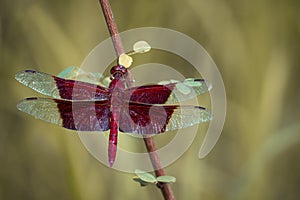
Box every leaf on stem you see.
[134,169,157,184]
[157,176,176,183]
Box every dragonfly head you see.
[110,65,128,80]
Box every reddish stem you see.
[99,0,125,56]
[98,0,175,199]
[143,137,175,200]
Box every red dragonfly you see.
[15,65,212,167]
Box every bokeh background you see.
[1,0,300,199]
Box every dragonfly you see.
[15,65,212,167]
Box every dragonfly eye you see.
[111,65,128,79]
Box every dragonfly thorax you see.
[108,76,127,106]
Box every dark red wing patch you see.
[15,70,110,101]
[119,102,177,134]
[55,99,110,131]
[119,103,212,134]
[54,76,110,100]
[126,84,174,104]
[17,97,110,132]
[125,79,211,105]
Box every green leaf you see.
[133,40,151,53]
[134,169,157,183]
[156,176,176,183]
[132,176,150,187]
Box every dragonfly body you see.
[15,65,212,167]
[108,65,128,166]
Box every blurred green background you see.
[1,0,300,199]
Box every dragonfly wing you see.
[119,102,211,134]
[57,66,105,86]
[15,70,110,100]
[126,78,211,104]
[17,98,110,131]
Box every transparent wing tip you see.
[15,70,25,82]
[204,80,212,91]
[16,100,27,113]
[201,108,213,122]
[16,98,36,112]
[15,70,36,83]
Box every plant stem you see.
[99,0,125,56]
[98,0,175,199]
[143,136,175,200]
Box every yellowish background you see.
[1,0,300,199]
